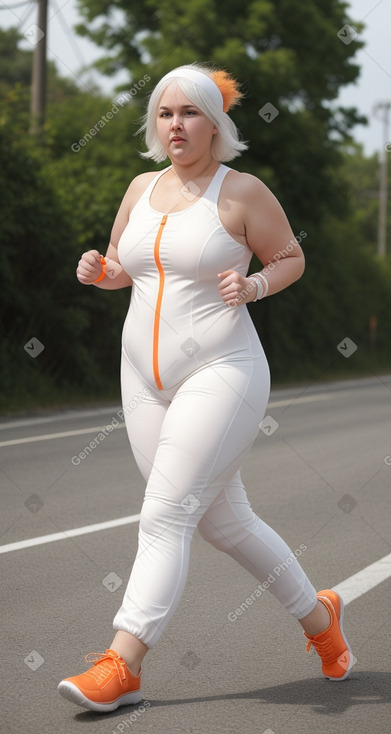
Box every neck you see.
[168,155,220,184]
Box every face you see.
[156,82,217,163]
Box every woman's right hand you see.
[76,250,104,285]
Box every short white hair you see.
[137,64,248,163]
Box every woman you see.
[58,64,354,712]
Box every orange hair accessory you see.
[93,255,107,283]
[211,70,243,113]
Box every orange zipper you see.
[152,214,168,390]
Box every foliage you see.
[74,0,366,215]
[340,143,382,254]
[1,2,391,412]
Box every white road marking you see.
[0,406,120,432]
[0,514,141,554]
[0,513,390,609]
[332,553,391,604]
[269,392,342,408]
[0,392,346,448]
[0,423,125,447]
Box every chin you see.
[170,152,193,164]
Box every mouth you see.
[170,136,186,143]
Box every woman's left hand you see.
[217,270,257,307]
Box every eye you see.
[159,111,171,117]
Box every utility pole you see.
[373,101,391,258]
[29,0,48,135]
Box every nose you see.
[171,115,183,130]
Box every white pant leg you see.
[198,476,317,619]
[119,351,170,483]
[114,355,270,647]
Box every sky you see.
[1,0,390,156]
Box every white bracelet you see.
[254,272,269,297]
[248,276,264,301]
[249,272,269,300]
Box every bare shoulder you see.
[221,169,293,252]
[130,170,159,189]
[110,170,159,247]
[224,170,277,207]
[125,170,160,206]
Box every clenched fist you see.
[217,270,257,307]
[76,251,123,285]
[76,250,105,285]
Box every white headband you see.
[161,68,224,111]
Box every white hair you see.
[137,64,248,162]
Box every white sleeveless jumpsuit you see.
[113,164,317,647]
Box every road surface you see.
[1,374,390,733]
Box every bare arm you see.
[218,173,305,306]
[76,172,156,289]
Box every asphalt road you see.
[1,374,390,734]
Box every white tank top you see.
[118,164,264,391]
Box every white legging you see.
[113,352,317,648]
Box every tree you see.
[0,26,95,140]
[74,0,391,379]
[74,0,366,226]
[0,127,82,410]
[0,121,139,411]
[341,143,388,257]
[0,30,151,410]
[0,27,85,104]
[1,2,390,412]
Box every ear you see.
[212,128,218,135]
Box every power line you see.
[17,0,35,28]
[50,0,86,70]
[0,1,32,9]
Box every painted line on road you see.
[0,513,140,554]
[0,392,346,448]
[0,423,125,448]
[332,553,391,604]
[0,406,121,432]
[0,511,390,608]
[270,392,341,408]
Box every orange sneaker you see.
[304,590,354,681]
[58,649,143,712]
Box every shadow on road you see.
[73,671,390,722]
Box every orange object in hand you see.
[93,255,107,283]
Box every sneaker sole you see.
[318,590,354,681]
[58,680,143,712]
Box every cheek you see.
[156,120,169,140]
[193,120,215,140]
